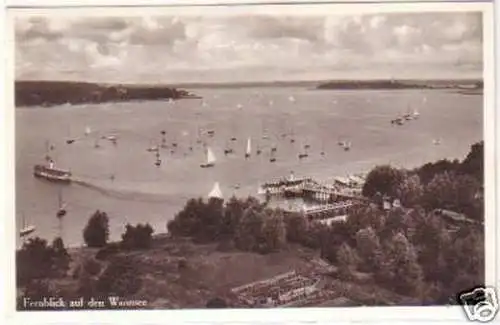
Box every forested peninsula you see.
[15,80,200,107]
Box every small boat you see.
[94,139,100,148]
[66,139,76,144]
[413,109,420,119]
[298,153,308,159]
[271,146,277,153]
[224,148,233,156]
[256,144,262,155]
[208,182,223,199]
[33,159,72,183]
[304,144,310,150]
[147,145,159,152]
[207,130,215,137]
[288,95,296,103]
[84,126,91,136]
[56,188,67,219]
[19,212,36,238]
[230,137,237,141]
[269,150,276,163]
[245,138,251,159]
[172,142,178,148]
[343,141,351,151]
[433,139,441,145]
[155,159,161,167]
[200,147,216,168]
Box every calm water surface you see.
[15,87,483,247]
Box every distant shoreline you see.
[15,78,483,107]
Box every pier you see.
[260,176,365,203]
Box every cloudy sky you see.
[15,11,483,84]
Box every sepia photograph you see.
[6,0,496,319]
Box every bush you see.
[206,297,227,308]
[16,237,71,286]
[83,210,110,248]
[96,256,142,296]
[121,223,154,250]
[95,242,121,261]
[83,258,102,277]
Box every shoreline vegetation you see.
[16,141,484,309]
[15,78,483,107]
[15,80,201,107]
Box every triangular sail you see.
[246,138,252,155]
[206,147,216,164]
[208,182,223,199]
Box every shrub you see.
[83,210,110,248]
[96,256,142,296]
[121,223,154,250]
[206,297,227,308]
[95,242,121,261]
[16,237,71,286]
[83,258,102,277]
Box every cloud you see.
[14,11,483,83]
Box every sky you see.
[14,11,483,84]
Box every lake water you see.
[15,87,483,247]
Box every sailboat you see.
[154,151,162,167]
[19,213,36,238]
[201,147,216,168]
[343,141,352,151]
[208,182,223,200]
[269,149,276,163]
[288,95,296,103]
[413,109,420,119]
[245,138,251,159]
[84,126,91,136]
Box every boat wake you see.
[72,178,176,203]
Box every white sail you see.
[84,126,91,136]
[288,96,296,102]
[246,138,252,155]
[208,182,223,199]
[206,147,216,164]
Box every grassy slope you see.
[45,235,416,309]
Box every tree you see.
[284,212,307,244]
[336,243,359,279]
[395,174,424,207]
[121,223,154,250]
[83,210,110,248]
[260,210,287,253]
[460,141,483,182]
[50,237,71,277]
[384,232,424,296]
[16,237,69,286]
[355,227,383,273]
[234,207,265,252]
[362,165,406,198]
[423,172,480,213]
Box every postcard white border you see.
[1,1,497,324]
